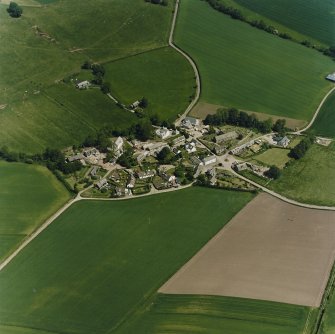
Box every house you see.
[185,141,196,153]
[142,142,168,155]
[326,73,335,82]
[76,80,90,89]
[114,136,124,151]
[275,136,290,148]
[90,165,99,177]
[67,153,84,162]
[181,117,200,128]
[155,127,172,139]
[202,155,217,166]
[130,100,140,109]
[136,169,156,180]
[96,178,108,190]
[127,175,136,188]
[172,135,186,147]
[230,140,255,155]
[233,162,248,172]
[215,131,238,143]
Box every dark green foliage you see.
[7,2,22,18]
[81,60,92,70]
[289,136,314,159]
[43,148,82,174]
[205,0,245,21]
[147,0,167,5]
[204,108,273,133]
[273,119,287,134]
[117,147,136,168]
[139,97,149,108]
[264,165,281,179]
[101,82,111,94]
[156,147,175,164]
[91,64,105,77]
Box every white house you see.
[202,155,217,166]
[275,136,290,148]
[130,100,140,109]
[185,142,196,153]
[76,80,90,89]
[326,73,335,82]
[155,127,172,139]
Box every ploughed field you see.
[174,0,334,122]
[0,188,254,334]
[0,161,70,261]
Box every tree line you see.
[204,107,287,134]
[289,136,314,160]
[204,0,335,60]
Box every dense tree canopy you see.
[7,2,23,18]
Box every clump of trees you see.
[7,2,23,18]
[81,61,110,93]
[264,165,281,179]
[289,136,314,160]
[204,108,286,134]
[145,0,168,6]
[117,147,136,168]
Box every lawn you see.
[233,0,335,47]
[104,47,195,122]
[269,143,335,206]
[0,0,177,152]
[253,148,291,168]
[0,161,71,261]
[0,187,254,334]
[174,0,334,121]
[116,294,316,334]
[309,90,335,138]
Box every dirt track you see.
[160,193,335,307]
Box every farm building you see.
[202,155,217,166]
[326,73,335,82]
[67,153,84,162]
[215,131,238,143]
[114,137,124,151]
[172,135,186,147]
[155,127,172,139]
[136,170,156,180]
[230,140,255,155]
[76,80,90,89]
[130,100,140,109]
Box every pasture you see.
[233,0,335,46]
[104,47,195,121]
[0,188,254,334]
[175,0,334,121]
[0,161,70,261]
[160,193,335,307]
[117,294,316,334]
[320,288,335,333]
[309,90,335,138]
[253,148,291,168]
[270,144,335,206]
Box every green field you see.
[253,148,291,168]
[309,90,335,138]
[105,47,195,121]
[0,161,70,261]
[117,294,316,334]
[0,0,192,152]
[0,188,254,334]
[233,0,335,46]
[320,289,335,334]
[175,0,333,121]
[269,144,335,206]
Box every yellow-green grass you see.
[104,47,195,121]
[116,294,316,334]
[0,84,137,153]
[309,90,335,138]
[175,0,334,121]
[0,325,52,334]
[0,188,254,334]
[253,148,291,168]
[233,0,335,47]
[320,287,335,333]
[269,144,335,206]
[0,161,71,261]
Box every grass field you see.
[0,188,254,334]
[0,0,191,152]
[269,143,335,206]
[253,148,291,168]
[309,90,335,138]
[105,47,195,121]
[175,0,334,121]
[320,289,335,334]
[117,294,316,334]
[0,161,70,261]
[233,0,335,47]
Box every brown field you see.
[190,102,306,129]
[160,193,335,307]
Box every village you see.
[61,109,307,199]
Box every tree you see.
[7,2,22,17]
[139,97,149,108]
[101,82,111,94]
[273,119,286,134]
[81,60,92,70]
[91,64,105,77]
[264,165,281,179]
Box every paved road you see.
[169,0,201,126]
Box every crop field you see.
[117,294,316,334]
[253,148,291,168]
[0,161,70,261]
[309,90,335,138]
[0,0,190,152]
[0,188,254,334]
[105,47,195,121]
[175,0,334,121]
[233,0,335,46]
[270,143,335,206]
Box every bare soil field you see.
[160,193,335,307]
[190,102,306,129]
